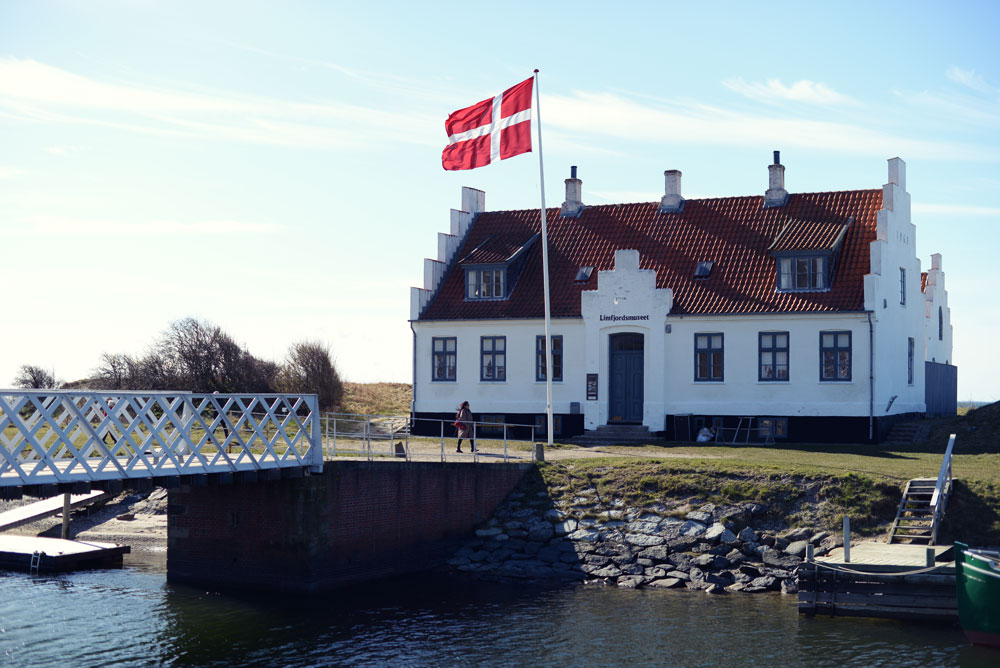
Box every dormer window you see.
[467,267,505,300]
[778,255,828,291]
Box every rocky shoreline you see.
[447,488,844,594]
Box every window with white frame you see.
[759,332,789,381]
[466,268,505,300]
[695,333,724,381]
[535,335,563,382]
[431,337,456,381]
[820,331,852,381]
[480,336,506,381]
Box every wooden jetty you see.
[0,535,130,573]
[798,542,957,621]
[0,490,110,532]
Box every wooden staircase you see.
[888,478,942,544]
[888,434,957,545]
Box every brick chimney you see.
[560,165,584,217]
[764,150,788,208]
[659,169,684,213]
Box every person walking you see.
[454,401,475,453]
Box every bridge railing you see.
[321,413,541,463]
[0,390,323,487]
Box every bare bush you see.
[12,365,59,389]
[278,340,343,410]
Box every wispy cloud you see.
[0,166,26,179]
[913,203,1000,217]
[27,215,282,236]
[0,58,439,149]
[42,145,85,156]
[722,77,859,106]
[545,90,990,161]
[945,66,998,96]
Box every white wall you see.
[412,318,586,416]
[664,312,873,418]
[863,158,926,416]
[923,253,954,365]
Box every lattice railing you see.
[0,391,322,487]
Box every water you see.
[1,554,996,668]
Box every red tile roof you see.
[419,189,882,320]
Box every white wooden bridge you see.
[0,390,322,494]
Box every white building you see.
[409,155,956,443]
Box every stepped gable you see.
[419,189,882,320]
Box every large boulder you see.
[567,529,601,542]
[638,546,671,562]
[704,523,738,545]
[625,533,665,547]
[785,540,810,558]
[686,510,713,524]
[737,527,758,543]
[648,577,685,589]
[763,550,801,570]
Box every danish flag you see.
[442,77,533,171]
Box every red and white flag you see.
[442,77,533,171]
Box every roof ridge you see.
[477,188,882,215]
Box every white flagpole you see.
[533,69,553,459]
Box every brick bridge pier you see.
[167,460,530,592]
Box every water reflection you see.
[1,560,993,668]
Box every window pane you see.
[780,258,792,289]
[814,258,825,289]
[697,354,709,379]
[823,351,835,379]
[696,335,708,349]
[446,339,455,352]
[711,335,722,348]
[433,339,443,352]
[552,337,562,352]
[796,258,810,288]
[495,338,505,352]
[761,351,773,366]
[823,333,834,348]
[496,357,505,380]
[711,352,723,378]
[467,272,477,298]
[776,334,787,348]
[838,333,850,348]
[776,351,787,366]
[838,351,850,378]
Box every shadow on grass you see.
[940,480,1000,546]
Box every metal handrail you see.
[929,433,956,543]
[321,412,542,463]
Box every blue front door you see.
[609,333,644,423]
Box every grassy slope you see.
[338,382,412,416]
[335,385,999,542]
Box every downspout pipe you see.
[868,311,874,441]
[410,321,417,419]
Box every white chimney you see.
[560,165,583,217]
[764,150,788,208]
[659,169,684,213]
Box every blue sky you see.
[1,1,998,402]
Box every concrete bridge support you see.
[166,461,530,592]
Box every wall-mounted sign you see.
[586,373,598,400]
[599,314,650,322]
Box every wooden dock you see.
[0,535,130,573]
[0,491,110,531]
[798,541,957,621]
